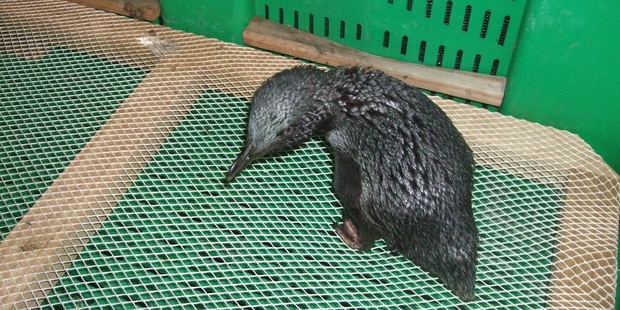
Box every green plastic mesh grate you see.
[1,1,618,309]
[255,0,528,110]
[255,0,526,76]
[0,48,146,240]
[41,90,561,309]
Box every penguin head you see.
[226,66,330,182]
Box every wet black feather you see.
[230,65,478,301]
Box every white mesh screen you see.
[1,1,618,309]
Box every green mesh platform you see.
[40,89,562,309]
[0,48,146,239]
[2,1,618,308]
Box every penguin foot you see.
[332,216,374,251]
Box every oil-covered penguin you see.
[226,66,478,301]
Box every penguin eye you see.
[284,126,293,135]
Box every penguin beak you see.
[226,140,256,182]
[226,138,279,182]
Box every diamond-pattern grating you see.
[41,90,561,309]
[1,1,618,309]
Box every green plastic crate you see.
[160,0,620,174]
[255,0,524,79]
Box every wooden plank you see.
[0,1,161,71]
[0,56,203,309]
[243,17,506,106]
[64,0,161,21]
[436,96,620,309]
[550,171,619,309]
[0,1,302,88]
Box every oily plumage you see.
[226,65,478,301]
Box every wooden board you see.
[435,98,620,309]
[243,17,506,106]
[550,171,619,309]
[64,0,160,21]
[0,56,205,309]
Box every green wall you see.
[160,0,254,45]
[501,0,620,174]
[502,7,620,305]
